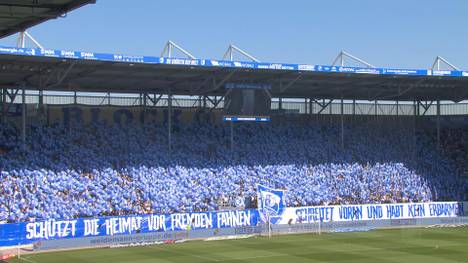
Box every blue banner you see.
[0,46,467,78]
[0,210,259,247]
[0,202,464,247]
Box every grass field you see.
[9,227,468,263]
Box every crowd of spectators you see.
[0,120,466,222]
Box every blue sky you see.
[0,0,467,69]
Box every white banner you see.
[274,202,463,224]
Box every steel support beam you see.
[21,84,26,151]
[331,51,375,68]
[280,74,302,93]
[309,98,313,115]
[396,100,399,116]
[1,89,4,123]
[437,100,441,152]
[16,31,44,49]
[222,44,260,62]
[161,41,196,59]
[209,91,230,112]
[45,61,77,89]
[204,95,215,107]
[204,71,237,94]
[431,56,460,71]
[340,97,344,150]
[413,101,417,161]
[374,100,378,116]
[304,98,307,114]
[142,92,147,124]
[38,89,44,106]
[190,77,211,94]
[416,101,421,116]
[352,99,356,116]
[168,87,172,158]
[2,89,20,122]
[314,99,333,114]
[420,101,434,116]
[230,122,234,152]
[145,93,163,106]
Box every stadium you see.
[0,1,468,262]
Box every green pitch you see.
[10,227,468,263]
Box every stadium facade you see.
[0,0,467,254]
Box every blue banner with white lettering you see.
[0,201,464,247]
[1,46,467,78]
[0,210,259,247]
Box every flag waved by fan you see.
[257,184,286,224]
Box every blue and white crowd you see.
[0,120,467,222]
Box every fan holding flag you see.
[257,184,286,237]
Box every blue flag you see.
[257,184,286,224]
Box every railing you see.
[3,92,468,116]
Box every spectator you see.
[0,121,465,222]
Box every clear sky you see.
[0,0,467,69]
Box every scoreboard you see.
[223,82,271,122]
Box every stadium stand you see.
[0,119,467,222]
[0,0,96,38]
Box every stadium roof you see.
[0,0,95,38]
[1,46,468,102]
